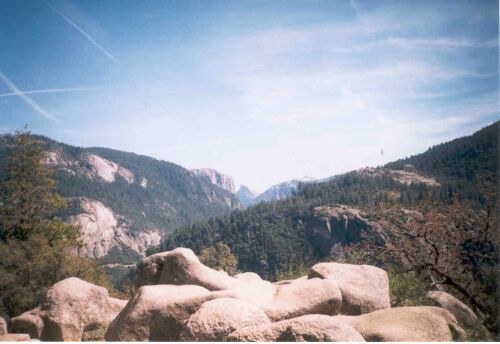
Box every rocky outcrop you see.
[105,285,216,341]
[12,248,470,342]
[10,308,43,339]
[44,151,135,184]
[191,168,235,193]
[86,154,134,183]
[263,278,341,321]
[10,278,126,341]
[134,248,342,321]
[427,291,491,340]
[358,167,440,187]
[333,306,466,341]
[304,205,377,257]
[228,314,365,342]
[70,198,161,258]
[181,298,271,341]
[309,262,390,315]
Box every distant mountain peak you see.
[236,185,258,208]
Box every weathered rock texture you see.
[10,278,126,341]
[0,317,6,336]
[191,168,235,193]
[134,248,342,322]
[334,306,466,342]
[427,291,491,340]
[0,333,31,341]
[228,314,365,342]
[181,298,271,341]
[10,308,43,339]
[11,248,471,342]
[309,262,390,315]
[105,284,226,341]
[70,198,161,258]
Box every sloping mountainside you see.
[0,135,239,263]
[157,121,499,279]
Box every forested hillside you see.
[158,122,498,273]
[0,135,239,263]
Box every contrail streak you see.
[47,3,123,66]
[0,86,98,98]
[0,71,58,121]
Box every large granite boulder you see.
[181,298,271,341]
[263,277,342,321]
[135,248,234,290]
[10,308,43,339]
[427,291,491,340]
[309,262,390,314]
[333,306,466,341]
[9,278,126,341]
[228,314,365,342]
[134,248,343,322]
[105,284,222,341]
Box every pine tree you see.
[0,131,112,317]
[0,131,79,243]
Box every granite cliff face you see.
[70,198,161,258]
[191,168,236,193]
[303,205,379,258]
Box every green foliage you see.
[98,246,142,265]
[103,265,136,298]
[81,325,107,341]
[275,262,310,281]
[199,242,239,275]
[387,270,432,307]
[0,132,79,243]
[0,132,113,317]
[159,199,315,280]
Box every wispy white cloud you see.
[331,36,499,53]
[47,3,123,66]
[0,71,58,122]
[0,86,98,98]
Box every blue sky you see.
[0,0,498,191]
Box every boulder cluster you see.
[6,247,481,341]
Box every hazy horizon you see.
[1,0,498,191]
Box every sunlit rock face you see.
[191,168,236,193]
[70,198,161,259]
